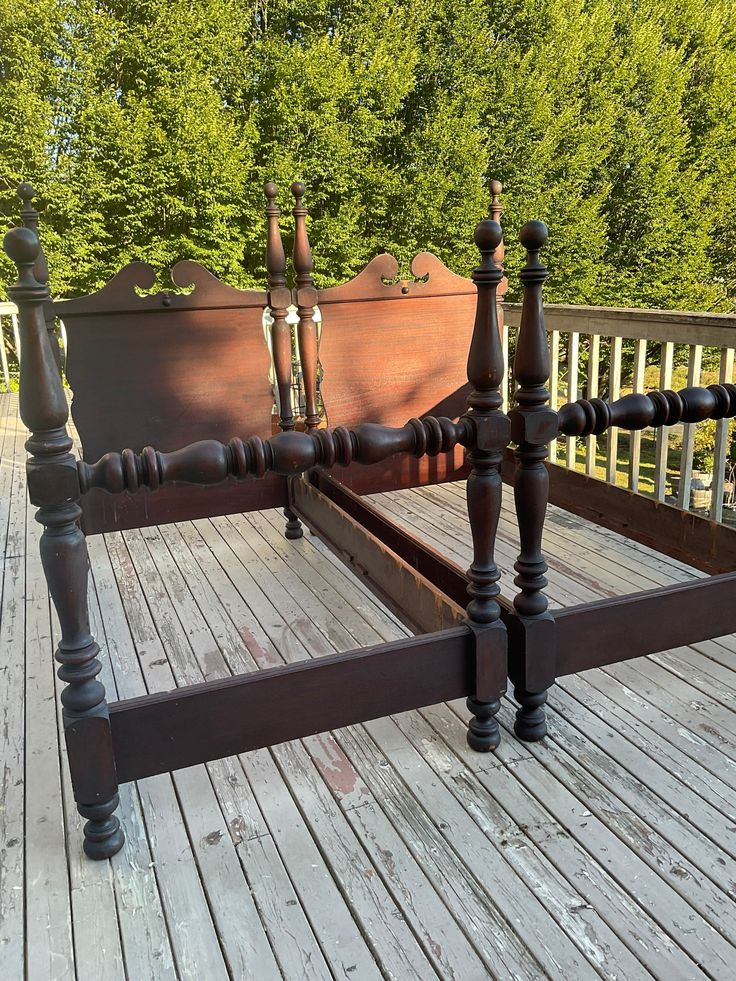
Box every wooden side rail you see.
[108,627,479,786]
[552,572,736,681]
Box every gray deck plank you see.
[0,408,26,979]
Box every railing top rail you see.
[0,301,18,315]
[503,302,736,347]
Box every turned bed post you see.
[4,225,124,859]
[464,218,510,751]
[17,182,62,373]
[291,181,321,432]
[265,182,303,538]
[508,221,557,741]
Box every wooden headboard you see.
[317,252,478,429]
[56,260,287,533]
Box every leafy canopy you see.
[1,0,734,311]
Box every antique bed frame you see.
[6,182,736,861]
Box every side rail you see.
[503,302,736,521]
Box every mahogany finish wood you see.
[507,222,557,742]
[4,225,124,859]
[56,259,279,533]
[77,415,471,494]
[265,181,302,538]
[316,252,479,430]
[551,572,736,680]
[292,182,321,431]
[13,176,736,867]
[17,183,61,371]
[109,627,475,783]
[312,471,471,609]
[558,383,736,436]
[462,219,510,750]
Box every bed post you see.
[17,182,61,373]
[464,218,510,751]
[291,181,321,432]
[4,226,124,859]
[508,221,556,741]
[265,182,302,539]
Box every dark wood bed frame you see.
[6,181,736,861]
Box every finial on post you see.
[508,219,557,743]
[291,181,320,431]
[15,182,59,370]
[4,225,42,284]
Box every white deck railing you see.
[0,301,68,392]
[0,300,20,392]
[503,303,736,522]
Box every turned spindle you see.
[558,383,736,437]
[3,224,123,859]
[77,415,471,495]
[17,182,61,372]
[292,181,320,431]
[508,221,557,741]
[463,217,510,752]
[265,182,302,538]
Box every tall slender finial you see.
[264,181,301,536]
[264,182,286,290]
[291,181,320,431]
[16,182,60,370]
[291,181,313,288]
[487,179,505,278]
[17,183,49,289]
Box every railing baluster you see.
[501,320,509,414]
[677,343,703,510]
[604,335,622,483]
[11,311,21,363]
[627,338,647,490]
[654,341,674,501]
[548,330,560,463]
[711,346,735,521]
[565,332,579,470]
[0,313,10,391]
[584,334,600,475]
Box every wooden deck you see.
[2,389,736,980]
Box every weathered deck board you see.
[3,391,736,980]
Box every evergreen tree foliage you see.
[1,0,734,311]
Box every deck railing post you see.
[4,225,124,860]
[508,222,557,741]
[463,218,510,751]
[265,182,303,539]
